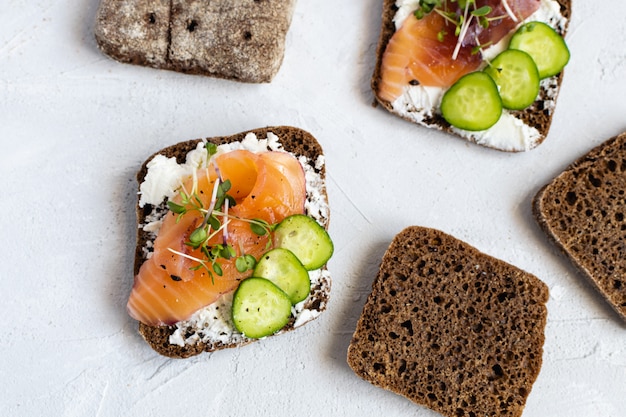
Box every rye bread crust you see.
[371,0,572,151]
[348,226,549,417]
[94,0,297,83]
[533,132,626,322]
[134,126,330,358]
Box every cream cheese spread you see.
[137,132,330,347]
[390,0,567,151]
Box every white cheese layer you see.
[139,132,285,209]
[136,132,330,347]
[390,0,567,151]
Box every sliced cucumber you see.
[440,72,502,131]
[273,215,333,270]
[253,248,311,304]
[484,49,540,110]
[509,21,570,79]
[232,277,292,339]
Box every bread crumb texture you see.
[94,0,297,82]
[533,132,626,321]
[347,226,548,417]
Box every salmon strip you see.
[127,149,306,326]
[231,151,306,224]
[378,11,482,101]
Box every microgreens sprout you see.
[414,0,441,19]
[413,0,518,60]
[235,254,257,273]
[167,200,186,215]
[249,218,274,237]
[471,39,493,55]
[167,189,205,223]
[167,247,219,282]
[451,0,478,60]
[501,0,518,22]
[205,142,218,160]
[165,165,279,284]
[223,197,230,243]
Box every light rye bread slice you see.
[348,226,549,417]
[134,126,330,358]
[371,0,572,152]
[533,132,626,322]
[94,0,297,83]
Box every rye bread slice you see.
[533,132,626,322]
[348,226,549,417]
[94,0,297,83]
[134,126,331,358]
[371,0,572,152]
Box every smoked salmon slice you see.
[377,0,541,102]
[127,149,306,326]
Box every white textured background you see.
[1,1,625,416]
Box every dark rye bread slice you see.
[134,126,330,358]
[94,0,297,83]
[371,0,572,151]
[533,132,626,322]
[348,226,549,417]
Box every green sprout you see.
[411,0,511,59]
[165,172,278,284]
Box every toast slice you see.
[133,126,331,358]
[348,226,549,417]
[533,132,626,322]
[371,0,572,152]
[94,0,297,83]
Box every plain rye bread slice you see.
[533,132,626,322]
[347,226,549,417]
[134,126,331,358]
[371,0,572,152]
[94,0,297,83]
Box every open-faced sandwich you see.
[94,0,297,83]
[130,127,333,358]
[372,0,571,151]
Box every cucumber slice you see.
[440,72,502,131]
[484,49,540,110]
[509,21,570,79]
[273,215,333,270]
[254,248,311,304]
[231,277,292,339]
